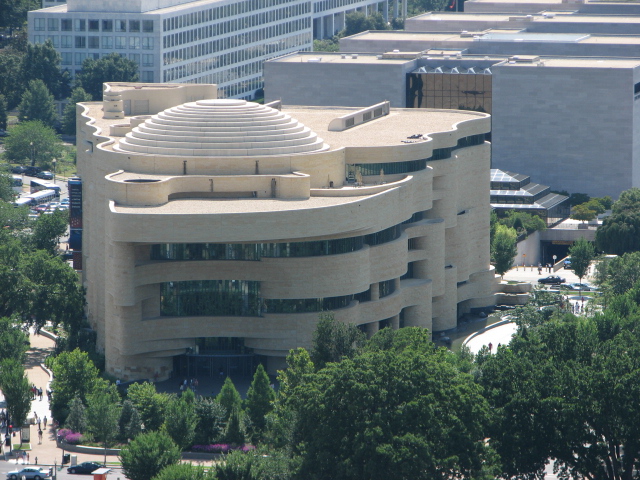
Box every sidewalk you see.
[2,330,120,468]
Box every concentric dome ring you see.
[115,99,327,157]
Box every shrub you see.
[191,444,255,454]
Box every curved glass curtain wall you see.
[161,281,372,316]
[379,279,396,298]
[161,280,261,317]
[150,217,420,262]
[348,133,486,176]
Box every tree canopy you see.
[76,53,139,100]
[3,120,64,167]
[62,87,92,135]
[310,312,366,369]
[120,431,182,480]
[479,304,640,480]
[18,79,58,128]
[286,328,497,480]
[20,40,70,101]
[491,223,517,277]
[596,188,640,255]
[0,358,32,428]
[568,237,595,287]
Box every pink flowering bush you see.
[57,430,84,445]
[64,432,84,445]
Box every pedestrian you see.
[35,457,37,465]
[38,430,43,444]
[538,263,542,275]
[26,452,29,463]
[488,342,493,352]
[43,416,47,427]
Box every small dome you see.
[114,99,327,157]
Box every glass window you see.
[33,35,45,44]
[141,71,154,82]
[115,20,126,32]
[88,19,99,32]
[88,36,99,49]
[102,19,113,31]
[47,35,59,47]
[142,37,154,50]
[102,36,113,49]
[47,18,59,31]
[160,280,261,317]
[379,279,396,298]
[74,19,86,31]
[115,37,126,49]
[61,52,72,65]
[74,52,87,65]
[61,19,72,31]
[129,37,140,49]
[142,20,154,32]
[129,20,140,32]
[61,35,72,48]
[142,54,153,66]
[129,53,140,64]
[75,36,86,48]
[34,18,45,31]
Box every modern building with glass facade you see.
[76,81,496,380]
[28,0,383,99]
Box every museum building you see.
[77,82,496,380]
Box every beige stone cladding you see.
[77,82,496,380]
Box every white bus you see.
[30,179,61,197]
[14,189,58,207]
[12,175,22,194]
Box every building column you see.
[391,314,400,330]
[366,321,379,337]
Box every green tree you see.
[20,40,70,100]
[216,377,243,419]
[65,395,87,433]
[491,224,517,278]
[313,38,340,52]
[21,250,86,334]
[119,399,138,441]
[479,311,640,480]
[343,11,390,36]
[0,317,28,363]
[50,349,103,423]
[224,405,246,445]
[18,79,57,128]
[0,52,23,109]
[125,406,143,440]
[310,312,366,369]
[596,210,640,255]
[214,449,293,480]
[164,394,198,451]
[31,209,68,254]
[76,53,140,100]
[571,203,597,223]
[245,364,275,439]
[120,431,182,480]
[62,87,92,135]
[194,397,226,445]
[87,384,121,463]
[0,358,32,429]
[152,463,212,480]
[595,195,613,210]
[0,0,39,32]
[568,237,595,293]
[3,120,64,167]
[498,210,546,234]
[0,93,7,131]
[612,187,640,214]
[291,328,497,480]
[569,192,591,206]
[594,251,640,296]
[127,382,168,431]
[0,172,15,202]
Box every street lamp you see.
[29,142,34,167]
[52,158,57,184]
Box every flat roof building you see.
[28,0,384,99]
[77,82,497,380]
[266,50,640,198]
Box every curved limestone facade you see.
[77,82,497,380]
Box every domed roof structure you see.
[115,99,327,157]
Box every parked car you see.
[23,166,41,177]
[34,203,49,213]
[67,462,105,475]
[538,275,566,285]
[564,257,572,269]
[60,198,70,205]
[37,171,54,180]
[566,283,593,291]
[12,165,27,174]
[6,467,51,480]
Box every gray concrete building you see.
[265,51,640,198]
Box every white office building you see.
[29,0,382,99]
